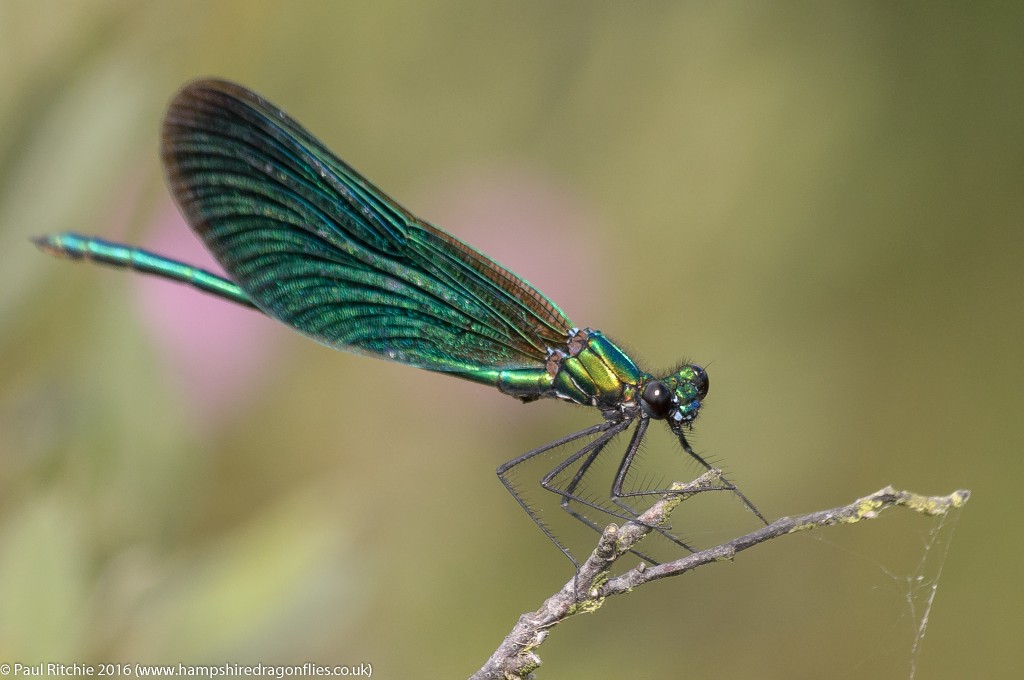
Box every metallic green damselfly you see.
[35,79,766,565]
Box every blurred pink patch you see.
[134,202,280,430]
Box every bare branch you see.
[470,474,970,680]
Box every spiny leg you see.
[539,419,656,528]
[548,419,668,564]
[609,426,769,526]
[536,417,699,561]
[600,417,699,556]
[677,432,769,525]
[501,417,663,566]
[497,421,617,566]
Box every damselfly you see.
[35,79,766,565]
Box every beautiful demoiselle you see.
[34,79,765,565]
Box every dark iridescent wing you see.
[161,79,574,381]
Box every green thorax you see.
[495,328,645,409]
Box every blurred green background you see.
[2,2,1021,678]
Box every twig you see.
[470,473,970,680]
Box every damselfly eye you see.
[692,365,709,400]
[642,381,674,419]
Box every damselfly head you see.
[643,364,709,427]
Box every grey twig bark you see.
[470,470,970,680]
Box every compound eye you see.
[692,365,709,400]
[642,381,674,419]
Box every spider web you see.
[806,500,965,679]
[904,502,963,679]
